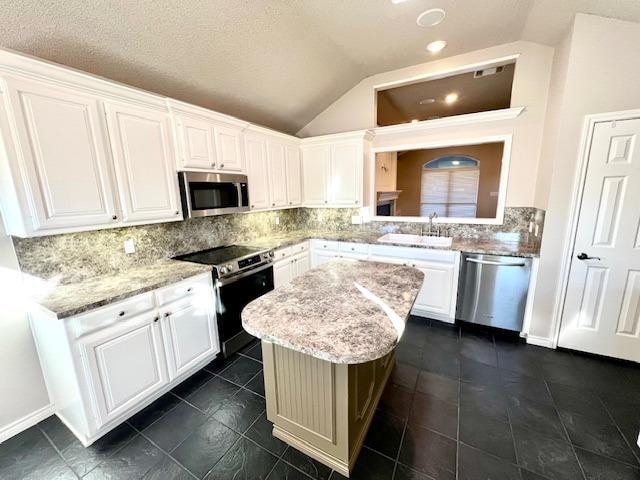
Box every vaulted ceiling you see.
[2,0,640,135]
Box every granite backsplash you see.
[13,207,544,284]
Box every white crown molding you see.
[372,107,525,137]
[244,123,301,143]
[300,129,375,145]
[166,98,249,129]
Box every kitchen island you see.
[242,259,423,477]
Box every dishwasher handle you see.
[465,257,526,267]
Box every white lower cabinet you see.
[79,311,168,426]
[310,240,460,323]
[30,273,218,446]
[273,242,310,288]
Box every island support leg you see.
[261,341,394,477]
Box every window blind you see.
[420,167,479,217]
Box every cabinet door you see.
[79,312,168,426]
[160,297,219,380]
[214,124,244,172]
[273,258,293,288]
[312,249,339,267]
[294,252,310,277]
[267,141,287,208]
[2,77,118,231]
[285,145,302,207]
[244,134,270,210]
[412,261,455,317]
[175,115,216,169]
[330,142,360,206]
[302,145,330,205]
[105,102,181,223]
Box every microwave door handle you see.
[235,182,243,208]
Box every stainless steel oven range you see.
[174,245,275,357]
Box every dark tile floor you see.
[2,318,640,479]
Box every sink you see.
[377,233,453,248]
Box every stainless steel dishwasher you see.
[456,253,532,332]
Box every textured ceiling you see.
[1,0,639,135]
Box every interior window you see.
[376,62,515,127]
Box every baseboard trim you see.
[0,403,55,444]
[526,335,555,349]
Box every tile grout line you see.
[542,378,589,480]
[599,398,640,467]
[37,425,82,479]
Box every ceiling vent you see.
[473,66,504,78]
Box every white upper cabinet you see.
[104,102,181,223]
[214,123,244,172]
[0,76,118,234]
[244,133,270,210]
[301,132,371,207]
[330,142,360,206]
[174,115,216,169]
[302,144,330,205]
[267,141,288,208]
[285,145,302,207]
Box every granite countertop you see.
[37,260,212,319]
[242,258,424,364]
[245,229,541,258]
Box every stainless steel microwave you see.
[178,172,250,218]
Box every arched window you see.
[421,155,480,217]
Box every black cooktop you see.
[174,245,265,266]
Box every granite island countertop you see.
[244,229,540,258]
[242,258,424,364]
[36,259,212,319]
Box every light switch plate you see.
[124,239,135,254]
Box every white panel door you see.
[214,124,244,172]
[3,77,117,231]
[412,261,455,317]
[302,145,330,205]
[285,145,303,207]
[105,103,181,223]
[560,118,640,361]
[160,297,218,380]
[267,141,287,208]
[293,252,310,277]
[175,115,216,169]
[330,142,360,206]
[244,134,270,210]
[273,258,294,288]
[79,312,168,426]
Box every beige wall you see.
[0,213,50,440]
[297,41,554,210]
[529,14,640,343]
[393,143,503,218]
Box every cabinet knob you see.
[251,205,255,208]
[164,312,171,317]
[220,163,225,168]
[324,200,328,204]
[175,211,179,215]
[355,200,359,204]
[187,287,192,292]
[112,215,118,220]
[118,311,125,317]
[154,316,159,323]
[211,162,216,167]
[272,203,275,207]
[289,202,292,205]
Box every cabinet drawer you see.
[71,292,155,338]
[291,241,309,254]
[155,273,212,306]
[339,242,369,255]
[275,246,293,261]
[313,240,341,251]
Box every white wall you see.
[298,41,554,209]
[0,213,50,442]
[529,14,640,343]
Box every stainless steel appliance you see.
[178,171,249,218]
[456,253,532,332]
[174,245,275,356]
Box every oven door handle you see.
[215,262,273,287]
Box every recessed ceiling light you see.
[417,8,446,27]
[444,92,459,104]
[411,119,420,123]
[426,40,447,54]
[390,0,412,4]
[419,98,436,105]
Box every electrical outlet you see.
[124,239,135,254]
[351,215,363,225]
[275,215,280,225]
